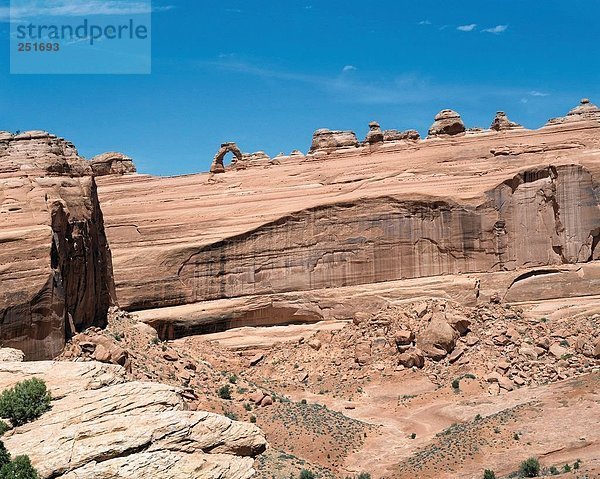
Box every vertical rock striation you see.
[0,131,115,359]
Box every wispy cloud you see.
[205,58,546,109]
[529,90,550,97]
[418,20,431,26]
[482,25,508,34]
[0,1,173,22]
[457,24,477,32]
[225,8,242,13]
[342,65,357,72]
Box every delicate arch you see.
[210,142,243,173]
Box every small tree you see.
[357,473,371,479]
[0,455,39,478]
[483,470,496,479]
[0,379,51,426]
[519,457,540,477]
[300,469,315,479]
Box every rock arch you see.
[210,142,243,173]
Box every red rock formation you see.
[0,131,116,359]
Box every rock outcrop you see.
[0,361,267,479]
[383,129,420,142]
[546,98,600,126]
[364,122,384,145]
[0,131,115,359]
[90,152,136,176]
[490,111,523,131]
[427,109,466,137]
[309,129,359,153]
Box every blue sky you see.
[0,0,599,176]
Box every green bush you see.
[357,473,371,479]
[0,454,39,478]
[228,374,237,384]
[218,385,232,400]
[299,470,315,479]
[562,463,571,472]
[483,470,496,479]
[249,415,256,423]
[0,422,9,437]
[0,379,51,426]
[0,442,10,469]
[548,466,559,475]
[519,457,540,477]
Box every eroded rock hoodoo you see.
[490,111,523,131]
[364,121,384,145]
[309,129,359,153]
[0,131,116,359]
[383,129,420,142]
[210,142,243,173]
[428,109,466,137]
[90,152,136,176]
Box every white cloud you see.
[1,1,173,21]
[482,25,508,34]
[342,65,357,72]
[457,24,477,32]
[418,20,431,25]
[529,90,549,97]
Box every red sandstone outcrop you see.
[89,152,136,176]
[546,98,600,126]
[427,109,466,136]
[364,121,384,145]
[309,128,359,153]
[490,111,523,131]
[383,129,420,142]
[0,131,115,359]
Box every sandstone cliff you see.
[0,131,115,359]
[92,102,600,338]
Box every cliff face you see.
[96,111,600,326]
[0,131,115,359]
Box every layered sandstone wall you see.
[0,131,115,359]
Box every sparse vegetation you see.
[357,473,371,479]
[519,457,540,477]
[562,463,571,472]
[0,378,51,426]
[548,465,559,475]
[218,384,232,400]
[300,469,315,479]
[224,411,238,421]
[483,470,496,479]
[249,415,256,423]
[229,374,238,384]
[0,441,39,478]
[0,422,9,437]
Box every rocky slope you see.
[0,359,267,479]
[0,131,115,359]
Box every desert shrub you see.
[574,459,581,469]
[410,433,416,439]
[563,463,571,472]
[452,378,461,390]
[519,457,540,477]
[218,385,232,400]
[548,465,559,475]
[0,378,51,426]
[224,411,238,421]
[483,470,496,479]
[357,473,371,479]
[0,422,9,436]
[249,415,256,423]
[0,454,39,478]
[299,470,315,479]
[0,442,10,469]
[228,374,237,384]
[243,403,252,411]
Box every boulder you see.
[428,110,466,137]
[394,330,415,346]
[0,348,25,362]
[398,348,425,369]
[416,320,459,360]
[446,313,471,336]
[249,353,264,366]
[309,129,359,153]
